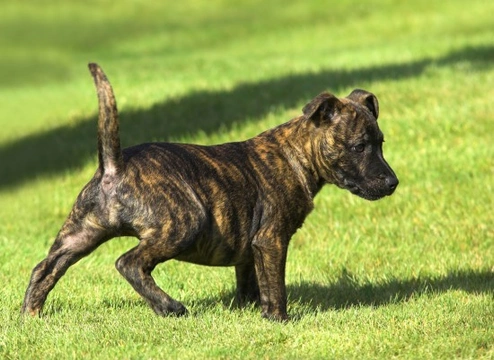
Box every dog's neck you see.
[256,116,326,199]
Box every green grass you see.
[1,0,493,358]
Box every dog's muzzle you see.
[343,175,398,201]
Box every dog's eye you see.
[352,144,366,153]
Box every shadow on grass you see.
[287,268,494,312]
[2,45,494,190]
[196,268,493,318]
[38,268,492,318]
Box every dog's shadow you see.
[194,268,493,317]
[46,268,490,318]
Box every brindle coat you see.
[21,64,398,321]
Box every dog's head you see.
[303,89,398,200]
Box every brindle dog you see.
[21,63,398,321]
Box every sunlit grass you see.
[1,0,493,359]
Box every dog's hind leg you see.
[21,208,111,316]
[115,235,189,317]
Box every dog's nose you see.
[385,176,399,191]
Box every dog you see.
[21,63,398,321]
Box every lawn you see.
[1,0,493,359]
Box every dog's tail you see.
[88,63,124,177]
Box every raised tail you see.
[88,63,124,179]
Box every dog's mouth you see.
[342,179,391,201]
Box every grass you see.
[1,0,493,358]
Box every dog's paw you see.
[152,301,188,317]
[261,310,290,322]
[235,292,261,308]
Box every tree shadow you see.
[1,45,493,190]
[196,268,493,318]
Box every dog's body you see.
[21,64,398,321]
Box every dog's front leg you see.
[235,262,260,306]
[252,236,289,321]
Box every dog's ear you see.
[303,92,343,125]
[346,89,379,120]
